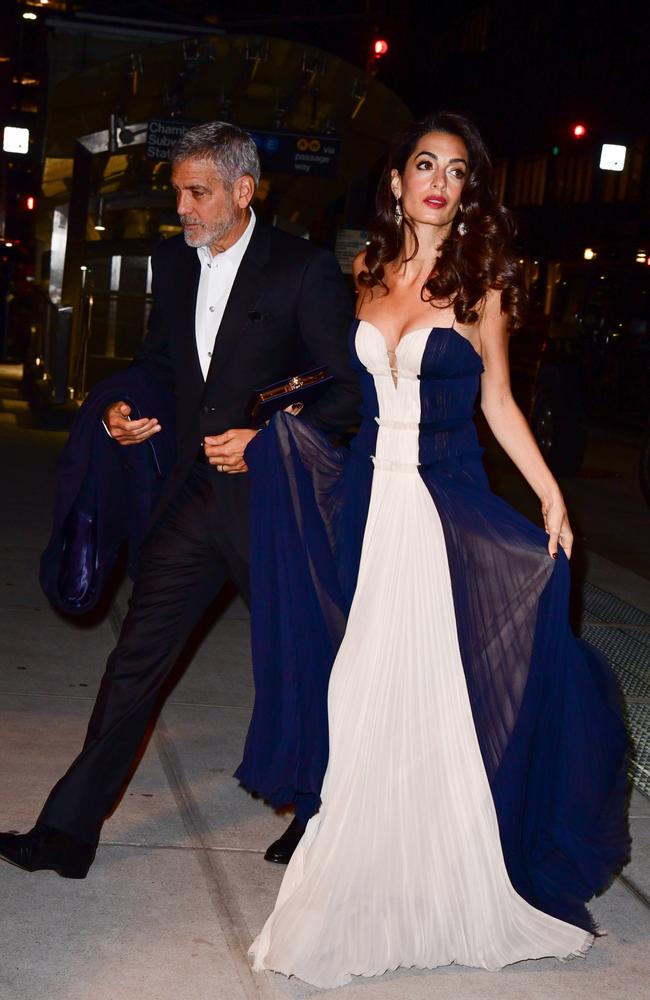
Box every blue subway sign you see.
[146,119,340,177]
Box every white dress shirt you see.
[104,210,257,437]
[195,209,256,380]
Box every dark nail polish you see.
[552,552,558,560]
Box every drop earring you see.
[394,198,403,225]
[457,206,467,236]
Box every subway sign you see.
[249,130,340,177]
[146,119,340,177]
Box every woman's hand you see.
[541,492,573,560]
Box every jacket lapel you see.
[173,243,204,393]
[202,220,271,392]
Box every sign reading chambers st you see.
[146,119,340,177]
[145,119,195,161]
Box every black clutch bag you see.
[249,366,333,426]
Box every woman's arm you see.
[478,289,573,559]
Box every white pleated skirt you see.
[249,464,592,989]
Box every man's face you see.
[171,156,241,249]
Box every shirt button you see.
[207,352,212,358]
[209,305,215,312]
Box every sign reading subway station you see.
[146,119,340,177]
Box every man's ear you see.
[234,174,256,209]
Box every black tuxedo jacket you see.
[133,219,361,522]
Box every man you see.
[0,122,360,877]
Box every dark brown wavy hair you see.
[359,111,527,330]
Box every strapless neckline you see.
[355,317,482,363]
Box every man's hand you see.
[104,401,161,446]
[203,428,258,473]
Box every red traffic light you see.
[572,123,587,139]
[373,38,389,57]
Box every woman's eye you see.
[416,160,433,170]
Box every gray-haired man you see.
[0,123,360,877]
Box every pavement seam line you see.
[616,873,650,911]
[99,841,271,855]
[154,716,275,1000]
[109,603,275,1000]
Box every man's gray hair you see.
[171,121,261,188]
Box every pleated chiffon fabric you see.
[241,321,629,988]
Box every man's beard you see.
[180,205,238,248]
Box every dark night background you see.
[18,0,643,147]
[1,0,650,475]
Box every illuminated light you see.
[3,125,30,154]
[635,250,646,264]
[80,265,88,271]
[599,143,626,172]
[572,123,587,138]
[373,39,389,56]
[5,241,13,248]
[551,145,560,156]
[95,197,106,232]
[26,195,35,211]
[583,247,597,260]
[22,11,38,19]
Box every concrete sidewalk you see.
[0,364,648,1000]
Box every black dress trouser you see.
[37,463,251,845]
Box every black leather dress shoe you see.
[0,825,96,879]
[264,817,306,864]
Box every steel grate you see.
[580,583,650,799]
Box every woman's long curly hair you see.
[359,111,527,330]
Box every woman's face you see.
[391,130,469,232]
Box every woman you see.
[241,112,629,988]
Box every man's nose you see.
[176,192,190,215]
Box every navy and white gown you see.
[238,319,629,990]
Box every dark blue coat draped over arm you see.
[39,368,176,615]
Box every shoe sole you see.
[0,853,90,878]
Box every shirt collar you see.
[197,209,256,268]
